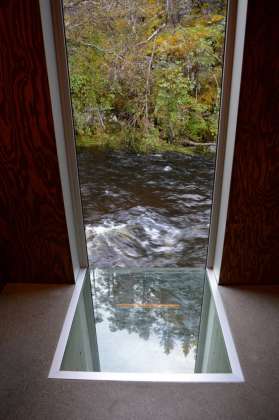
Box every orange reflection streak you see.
[115,303,181,309]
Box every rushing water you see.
[77,148,215,269]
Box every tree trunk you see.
[165,0,179,26]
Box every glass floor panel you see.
[61,269,231,374]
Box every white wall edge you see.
[49,268,87,377]
[212,0,248,281]
[206,268,244,381]
[49,371,242,383]
[50,0,88,268]
[207,0,237,268]
[39,0,88,280]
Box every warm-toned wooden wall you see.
[0,0,74,284]
[220,0,279,285]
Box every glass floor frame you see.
[49,268,244,383]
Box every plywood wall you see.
[220,0,279,285]
[0,0,74,283]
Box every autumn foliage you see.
[64,0,226,153]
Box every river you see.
[77,148,215,269]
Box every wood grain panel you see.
[0,0,74,283]
[220,0,279,284]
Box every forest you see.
[64,0,226,153]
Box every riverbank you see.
[76,134,216,156]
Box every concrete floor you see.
[0,281,279,420]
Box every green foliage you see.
[154,64,208,142]
[64,0,226,153]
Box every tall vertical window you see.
[63,0,227,271]
[45,0,244,379]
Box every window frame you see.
[39,0,247,382]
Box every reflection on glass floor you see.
[61,269,231,374]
